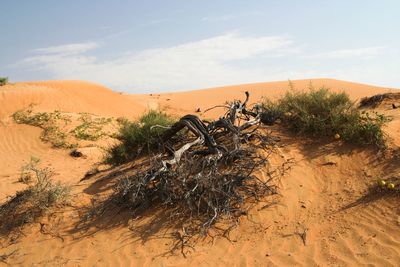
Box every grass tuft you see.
[263,88,389,148]
[106,110,176,164]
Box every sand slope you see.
[0,80,145,120]
[0,81,144,202]
[132,78,396,117]
[0,79,399,266]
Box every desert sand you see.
[0,79,399,266]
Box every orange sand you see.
[0,79,399,266]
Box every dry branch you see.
[102,92,281,251]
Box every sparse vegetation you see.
[263,88,389,148]
[72,113,112,141]
[106,110,176,164]
[12,106,117,149]
[18,156,41,184]
[12,105,75,148]
[0,157,70,235]
[0,77,8,86]
[12,105,68,127]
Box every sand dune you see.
[0,80,144,120]
[0,79,399,266]
[133,78,396,117]
[0,80,144,202]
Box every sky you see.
[1,0,399,93]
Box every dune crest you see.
[133,78,396,118]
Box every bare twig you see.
[93,92,283,252]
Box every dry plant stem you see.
[96,91,280,253]
[161,137,204,169]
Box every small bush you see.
[263,88,389,148]
[0,77,8,86]
[106,110,176,164]
[18,156,41,184]
[0,157,70,235]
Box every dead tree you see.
[112,92,280,251]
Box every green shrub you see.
[260,99,285,125]
[0,157,70,235]
[0,77,8,86]
[106,110,176,165]
[263,88,389,148]
[340,111,388,147]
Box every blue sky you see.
[1,0,399,92]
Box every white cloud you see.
[17,34,395,91]
[18,33,295,91]
[307,46,386,59]
[32,42,99,55]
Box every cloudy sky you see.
[1,0,399,92]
